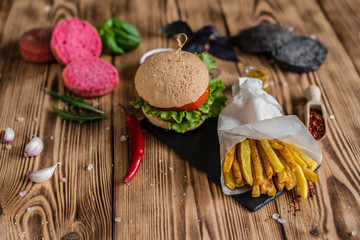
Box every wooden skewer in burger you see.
[131,33,227,133]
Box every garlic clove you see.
[28,162,62,183]
[3,127,15,143]
[24,136,44,157]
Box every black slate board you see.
[141,117,285,212]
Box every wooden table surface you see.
[1,0,360,239]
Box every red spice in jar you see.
[309,109,325,140]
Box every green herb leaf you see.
[52,106,108,124]
[47,91,105,114]
[97,18,142,55]
[195,53,216,72]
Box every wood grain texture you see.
[0,0,360,239]
[0,0,114,239]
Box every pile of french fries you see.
[222,139,318,199]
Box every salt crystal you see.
[45,221,48,224]
[19,190,27,197]
[61,102,66,107]
[18,232,25,238]
[5,144,12,150]
[27,207,34,212]
[183,193,186,196]
[282,82,288,86]
[92,100,100,107]
[114,217,121,222]
[44,5,51,12]
[105,126,110,131]
[34,117,38,121]
[352,231,357,236]
[288,26,294,32]
[272,213,279,220]
[61,177,66,183]
[278,218,286,224]
[87,163,93,171]
[269,81,275,87]
[16,117,25,122]
[168,167,173,171]
[120,135,127,141]
[50,136,54,140]
[159,159,163,163]
[329,115,335,119]
[310,34,317,39]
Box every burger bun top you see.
[134,50,209,108]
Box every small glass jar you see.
[244,65,270,92]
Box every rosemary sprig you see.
[47,91,105,114]
[52,106,108,124]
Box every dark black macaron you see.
[236,23,293,53]
[271,35,327,73]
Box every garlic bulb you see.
[3,127,15,143]
[24,136,43,157]
[28,162,62,183]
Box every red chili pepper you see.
[122,111,145,184]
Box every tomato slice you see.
[158,87,209,111]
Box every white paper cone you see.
[218,77,322,195]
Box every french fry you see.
[260,164,269,194]
[292,145,318,171]
[222,145,236,173]
[232,155,243,184]
[278,146,298,171]
[290,167,297,187]
[284,143,308,169]
[249,139,264,185]
[238,140,253,186]
[269,139,283,150]
[235,178,245,188]
[259,139,284,173]
[267,178,277,196]
[260,180,268,194]
[276,151,295,190]
[252,182,260,197]
[251,161,260,198]
[301,167,319,182]
[278,169,288,184]
[257,141,274,179]
[273,175,285,191]
[224,170,236,190]
[294,165,308,199]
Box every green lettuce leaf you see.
[131,54,227,133]
[196,53,216,72]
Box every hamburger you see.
[131,50,227,133]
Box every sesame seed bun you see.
[134,50,209,108]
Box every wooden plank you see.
[317,0,360,72]
[219,0,360,239]
[111,1,176,239]
[0,0,114,239]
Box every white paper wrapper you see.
[218,77,322,195]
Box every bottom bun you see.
[142,108,204,132]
